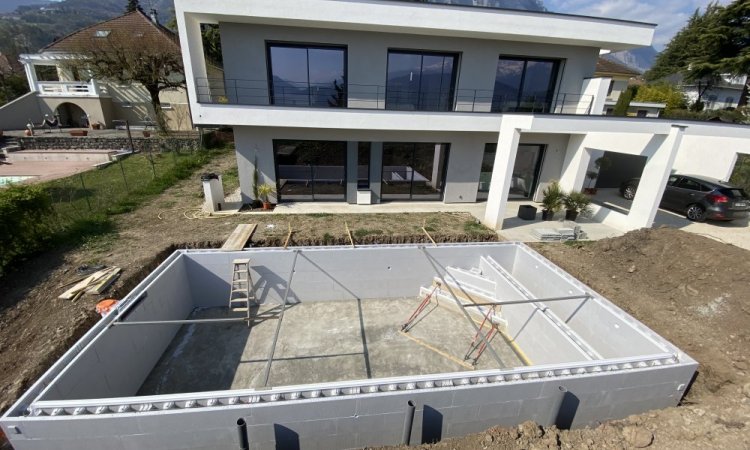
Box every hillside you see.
[0,0,174,56]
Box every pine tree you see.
[125,0,141,13]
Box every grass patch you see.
[353,228,384,238]
[308,213,333,218]
[463,219,488,235]
[222,166,240,192]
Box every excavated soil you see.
[379,227,750,450]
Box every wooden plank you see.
[58,268,110,300]
[221,224,257,251]
[86,268,122,295]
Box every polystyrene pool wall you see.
[1,243,698,450]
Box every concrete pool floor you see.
[138,298,523,395]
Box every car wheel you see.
[623,185,637,200]
[686,204,706,222]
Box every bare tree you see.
[65,20,184,132]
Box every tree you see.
[646,1,750,108]
[633,83,687,112]
[613,85,638,116]
[65,20,184,131]
[126,0,142,13]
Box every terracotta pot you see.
[263,201,272,210]
[142,131,151,138]
[69,130,88,137]
[583,188,598,195]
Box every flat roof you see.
[176,0,655,52]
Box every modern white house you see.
[174,0,750,233]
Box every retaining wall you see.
[17,136,201,152]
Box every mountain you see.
[604,46,659,74]
[0,1,50,14]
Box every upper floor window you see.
[385,50,458,112]
[267,43,346,108]
[607,79,615,97]
[492,57,559,113]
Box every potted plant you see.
[257,183,276,210]
[563,191,592,221]
[540,181,564,220]
[583,156,612,195]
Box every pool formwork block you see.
[0,243,697,450]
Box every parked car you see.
[619,174,750,222]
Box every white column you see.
[558,134,589,193]
[175,10,209,108]
[579,77,611,115]
[483,116,533,229]
[627,125,687,229]
[24,62,38,93]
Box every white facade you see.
[683,74,748,111]
[175,0,749,233]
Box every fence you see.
[42,145,207,224]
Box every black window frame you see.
[384,49,460,112]
[271,139,348,202]
[265,41,348,108]
[380,142,451,201]
[491,55,561,113]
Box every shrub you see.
[0,185,56,276]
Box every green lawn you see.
[43,150,215,224]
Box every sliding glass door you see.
[477,143,545,200]
[386,51,458,111]
[273,140,347,201]
[492,57,559,113]
[381,143,450,201]
[267,44,346,107]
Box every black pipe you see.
[237,418,249,450]
[402,400,416,446]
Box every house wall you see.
[37,96,115,128]
[0,92,43,130]
[219,23,600,110]
[107,84,193,131]
[234,126,498,204]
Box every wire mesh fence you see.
[42,146,204,225]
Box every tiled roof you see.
[595,57,641,76]
[41,9,179,53]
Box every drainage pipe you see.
[401,400,416,446]
[236,418,249,450]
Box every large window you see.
[382,143,449,201]
[386,51,458,111]
[273,140,347,201]
[492,57,559,113]
[267,44,346,107]
[477,143,545,200]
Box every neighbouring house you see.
[175,0,750,235]
[6,9,192,131]
[595,57,665,117]
[681,74,749,111]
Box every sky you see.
[545,0,733,50]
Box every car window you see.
[675,178,702,191]
[719,188,748,199]
[667,175,679,186]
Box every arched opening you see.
[54,103,89,128]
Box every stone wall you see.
[18,136,201,152]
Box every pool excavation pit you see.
[0,242,697,449]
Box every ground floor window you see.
[273,140,347,201]
[381,142,449,201]
[477,143,545,200]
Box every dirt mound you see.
[541,227,750,400]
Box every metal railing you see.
[194,78,595,115]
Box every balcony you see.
[194,78,596,115]
[36,80,109,98]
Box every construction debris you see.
[58,267,121,300]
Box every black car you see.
[619,174,750,222]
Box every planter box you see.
[517,205,537,220]
[69,130,88,137]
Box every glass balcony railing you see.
[195,78,596,115]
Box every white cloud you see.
[545,0,732,50]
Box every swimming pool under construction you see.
[1,243,697,450]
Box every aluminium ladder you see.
[228,259,257,324]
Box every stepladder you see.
[229,259,257,322]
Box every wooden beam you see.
[345,221,355,248]
[221,224,257,251]
[283,223,293,249]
